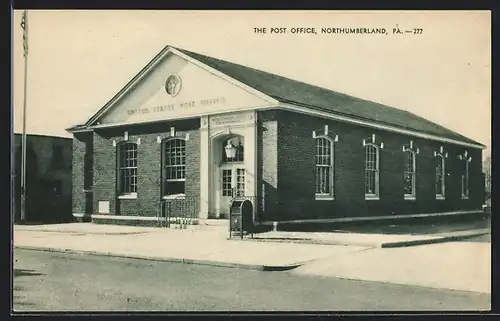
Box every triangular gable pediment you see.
[89,47,278,127]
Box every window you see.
[365,144,380,199]
[461,158,470,199]
[435,154,445,199]
[163,138,186,197]
[404,150,416,199]
[118,142,138,195]
[221,167,245,198]
[315,136,334,199]
[221,169,232,196]
[236,168,245,197]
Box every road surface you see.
[13,248,490,312]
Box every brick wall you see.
[271,110,484,221]
[92,131,117,214]
[72,110,483,222]
[257,111,279,221]
[278,112,317,220]
[90,120,200,217]
[72,132,90,214]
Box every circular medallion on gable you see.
[165,74,182,97]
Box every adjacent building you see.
[13,133,73,223]
[67,45,486,227]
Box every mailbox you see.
[229,199,254,239]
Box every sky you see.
[12,10,491,157]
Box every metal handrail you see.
[158,195,199,229]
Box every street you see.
[13,248,490,312]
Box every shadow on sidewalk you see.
[13,269,44,278]
[325,215,491,236]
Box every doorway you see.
[218,165,245,217]
[215,135,245,218]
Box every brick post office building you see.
[67,45,486,227]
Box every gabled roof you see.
[68,45,485,148]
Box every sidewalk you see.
[15,221,489,248]
[13,223,491,294]
[13,223,366,270]
[291,241,491,294]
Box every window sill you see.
[436,195,446,200]
[163,194,186,200]
[118,193,137,200]
[315,194,334,201]
[404,195,416,201]
[365,195,380,201]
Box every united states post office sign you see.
[209,111,256,128]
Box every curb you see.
[13,246,301,272]
[381,231,489,248]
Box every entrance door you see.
[218,166,245,218]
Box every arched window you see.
[163,138,186,197]
[462,160,470,199]
[435,154,446,199]
[117,142,138,195]
[315,136,334,199]
[403,150,416,199]
[365,144,380,198]
[459,150,471,199]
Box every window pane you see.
[315,137,333,195]
[365,170,376,194]
[164,139,186,193]
[118,143,138,194]
[462,161,469,197]
[404,172,413,195]
[405,152,414,173]
[236,168,245,196]
[365,145,378,195]
[404,151,415,196]
[435,156,444,195]
[316,167,330,194]
[222,169,232,196]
